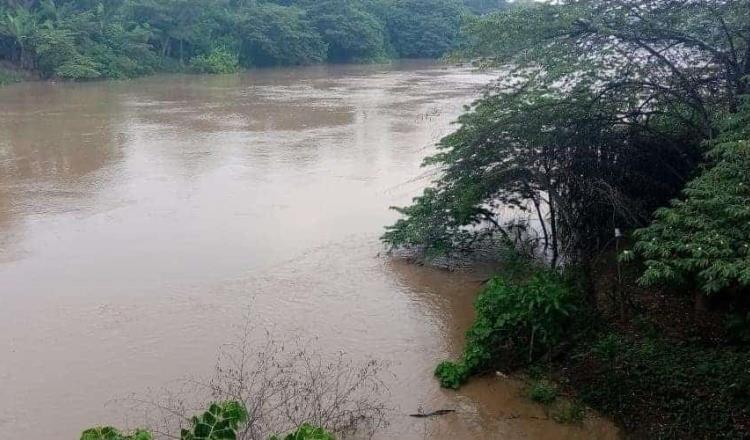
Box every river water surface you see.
[0,61,618,439]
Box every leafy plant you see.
[181,401,249,440]
[80,427,152,440]
[434,361,468,390]
[190,49,239,74]
[527,379,558,404]
[435,269,577,388]
[633,97,750,294]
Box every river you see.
[0,61,618,439]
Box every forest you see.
[384,0,750,437]
[0,0,505,81]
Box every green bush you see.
[434,361,469,389]
[55,58,102,80]
[190,49,239,74]
[435,270,577,388]
[270,423,336,440]
[181,401,248,440]
[80,427,152,440]
[528,379,558,404]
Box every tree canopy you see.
[0,0,495,80]
[384,0,749,299]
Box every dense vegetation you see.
[385,0,750,437]
[0,0,506,81]
[436,266,578,389]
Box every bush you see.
[435,270,578,388]
[55,58,102,80]
[528,379,558,404]
[434,360,469,389]
[80,427,152,440]
[181,401,248,440]
[190,49,239,74]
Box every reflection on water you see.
[0,61,618,439]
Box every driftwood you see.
[408,409,456,418]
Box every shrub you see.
[55,58,102,80]
[435,270,578,388]
[190,49,239,74]
[434,361,468,389]
[180,401,248,440]
[80,427,152,440]
[528,379,558,404]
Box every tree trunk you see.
[549,197,559,268]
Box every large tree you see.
[384,0,746,270]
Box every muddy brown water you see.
[0,61,619,439]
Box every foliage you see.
[237,4,326,67]
[0,0,489,81]
[80,427,152,440]
[302,0,389,62]
[385,0,745,268]
[569,333,750,438]
[632,98,750,294]
[384,86,699,266]
[190,48,238,74]
[461,0,506,15]
[269,424,336,440]
[180,401,249,440]
[527,379,558,404]
[435,270,577,388]
[81,401,340,440]
[384,0,464,58]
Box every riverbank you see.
[436,252,750,438]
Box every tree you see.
[1,6,37,68]
[385,0,464,58]
[237,3,326,67]
[631,97,750,295]
[303,0,388,62]
[384,0,744,270]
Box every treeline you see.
[0,0,504,80]
[384,0,750,437]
